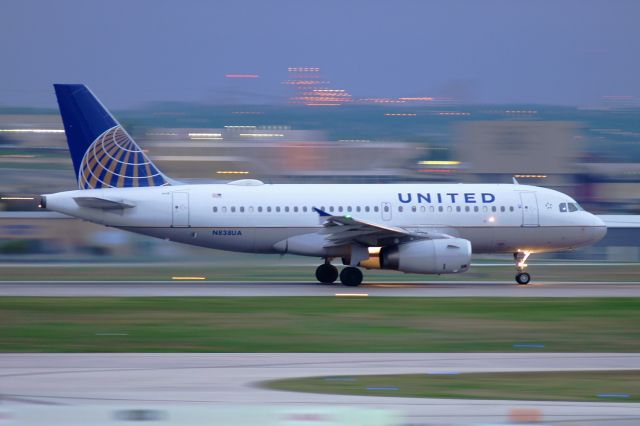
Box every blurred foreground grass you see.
[265,371,640,402]
[1,297,639,352]
[3,262,640,282]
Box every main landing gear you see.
[315,261,363,286]
[514,251,531,285]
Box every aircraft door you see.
[381,202,392,221]
[172,192,189,227]
[519,192,539,227]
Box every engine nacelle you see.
[359,238,472,274]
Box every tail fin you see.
[54,84,170,189]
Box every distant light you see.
[0,154,36,158]
[225,74,259,78]
[216,171,250,175]
[399,97,434,101]
[1,197,35,200]
[514,174,547,178]
[225,125,257,129]
[171,276,207,280]
[239,133,284,138]
[437,112,471,116]
[188,133,222,137]
[418,160,461,166]
[0,129,64,133]
[384,113,417,117]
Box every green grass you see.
[264,371,640,402]
[1,297,640,352]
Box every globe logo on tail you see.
[78,126,168,189]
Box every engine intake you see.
[359,238,471,274]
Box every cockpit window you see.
[568,203,578,212]
[559,203,567,212]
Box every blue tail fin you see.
[54,84,170,189]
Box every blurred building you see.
[454,121,581,186]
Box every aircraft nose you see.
[588,214,607,243]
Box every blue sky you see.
[2,0,639,107]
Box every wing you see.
[313,207,452,248]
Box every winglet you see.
[512,176,520,185]
[313,207,331,217]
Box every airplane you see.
[40,84,607,286]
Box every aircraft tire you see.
[315,263,339,284]
[340,267,363,287]
[515,272,531,285]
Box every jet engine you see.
[358,238,472,274]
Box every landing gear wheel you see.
[315,263,338,284]
[516,272,531,285]
[340,267,363,287]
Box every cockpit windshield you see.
[559,202,584,213]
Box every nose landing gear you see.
[514,251,531,285]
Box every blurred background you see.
[1,0,640,263]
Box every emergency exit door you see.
[172,192,189,227]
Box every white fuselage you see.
[43,183,606,259]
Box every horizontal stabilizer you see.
[73,197,135,210]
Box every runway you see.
[1,353,639,425]
[2,280,640,297]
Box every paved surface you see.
[2,280,640,297]
[1,353,639,425]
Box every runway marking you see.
[171,277,207,281]
[335,293,369,297]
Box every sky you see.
[1,0,639,107]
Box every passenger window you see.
[492,206,497,212]
[249,207,254,213]
[239,206,245,213]
[421,206,426,213]
[213,207,218,213]
[456,206,461,212]
[294,206,298,212]
[568,203,578,212]
[222,206,227,213]
[509,206,514,212]
[398,206,403,212]
[338,206,343,212]
[465,206,470,212]
[258,206,263,212]
[267,206,272,212]
[356,206,361,212]
[303,206,308,212]
[438,206,443,212]
[365,206,371,212]
[474,206,479,212]
[231,206,236,213]
[412,206,417,212]
[374,206,379,212]
[347,206,352,212]
[384,205,389,212]
[329,206,335,212]
[276,206,281,212]
[500,206,505,212]
[447,206,452,213]
[285,206,290,212]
